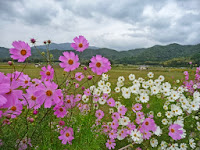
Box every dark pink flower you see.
[40,65,54,81]
[141,118,156,132]
[54,105,68,118]
[35,81,61,108]
[71,35,89,52]
[95,110,104,120]
[169,124,183,140]
[58,126,74,145]
[132,103,142,112]
[84,88,91,96]
[107,98,115,107]
[106,139,116,150]
[75,72,84,81]
[9,41,31,62]
[59,52,80,72]
[59,120,65,126]
[109,130,117,139]
[89,55,111,75]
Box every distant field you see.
[0,62,195,83]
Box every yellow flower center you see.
[171,128,175,133]
[46,71,51,76]
[96,62,101,68]
[31,96,36,101]
[66,132,70,137]
[68,59,74,65]
[11,106,17,111]
[46,90,52,96]
[21,49,27,56]
[79,43,83,48]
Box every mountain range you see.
[0,43,200,66]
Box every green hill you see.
[1,43,200,66]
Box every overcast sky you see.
[0,0,200,50]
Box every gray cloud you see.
[0,0,200,50]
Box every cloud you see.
[0,0,199,50]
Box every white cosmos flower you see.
[106,82,111,87]
[165,111,173,118]
[171,90,180,100]
[115,101,122,109]
[197,122,200,131]
[158,75,165,82]
[154,126,162,136]
[157,112,162,117]
[133,80,140,87]
[142,81,149,89]
[128,74,135,81]
[130,85,139,94]
[189,138,196,149]
[138,77,144,83]
[117,81,124,87]
[122,88,131,99]
[154,79,161,86]
[161,119,168,125]
[162,82,171,90]
[82,95,89,103]
[190,101,199,111]
[171,105,183,116]
[102,73,109,81]
[118,76,125,82]
[98,97,106,105]
[163,105,168,110]
[151,86,160,95]
[117,129,125,140]
[140,93,149,103]
[147,72,154,78]
[169,143,179,150]
[114,87,120,93]
[180,143,187,150]
[150,138,158,147]
[103,86,111,94]
[130,129,143,144]
[119,116,130,126]
[98,80,105,87]
[160,141,167,150]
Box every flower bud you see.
[8,61,13,66]
[33,110,38,115]
[59,120,65,126]
[87,75,93,80]
[30,38,36,44]
[83,66,87,70]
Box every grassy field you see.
[0,62,199,150]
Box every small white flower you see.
[140,93,149,103]
[158,75,165,82]
[160,141,167,150]
[130,129,143,144]
[114,87,120,93]
[118,76,125,82]
[128,74,135,81]
[189,138,196,149]
[161,119,168,125]
[180,143,187,150]
[98,97,106,105]
[147,72,154,78]
[150,138,158,147]
[157,112,162,117]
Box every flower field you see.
[0,36,199,150]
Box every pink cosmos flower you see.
[141,118,156,132]
[169,124,183,140]
[142,130,152,139]
[75,72,84,81]
[106,139,116,149]
[111,120,119,130]
[24,86,41,109]
[132,103,142,112]
[59,51,80,72]
[18,74,31,88]
[89,55,111,75]
[126,122,136,135]
[102,125,110,133]
[40,65,54,81]
[102,93,109,100]
[95,110,104,120]
[54,105,68,118]
[107,98,116,107]
[59,120,65,126]
[118,106,127,116]
[71,35,89,52]
[6,102,23,118]
[64,95,76,109]
[0,80,23,108]
[84,88,91,96]
[111,112,120,120]
[109,130,118,139]
[35,81,61,108]
[58,126,74,145]
[9,41,31,62]
[75,94,82,102]
[16,138,32,150]
[93,94,99,102]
